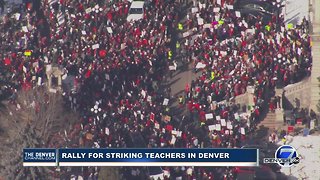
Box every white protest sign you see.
[195,62,206,69]
[37,77,42,86]
[141,90,146,98]
[49,88,57,93]
[217,0,221,5]
[226,5,234,9]
[197,18,204,25]
[23,66,27,73]
[240,127,245,135]
[22,26,28,32]
[183,31,190,38]
[191,7,199,13]
[92,44,99,49]
[234,113,239,120]
[105,127,110,135]
[14,13,21,20]
[221,119,226,126]
[171,136,176,145]
[213,8,220,13]
[177,131,182,137]
[85,8,92,14]
[169,65,176,71]
[163,98,169,106]
[107,27,113,34]
[82,31,86,35]
[205,113,214,120]
[216,124,221,131]
[235,11,241,17]
[216,116,221,120]
[208,125,216,131]
[203,24,212,29]
[155,123,160,129]
[227,122,233,130]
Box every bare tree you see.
[0,87,77,179]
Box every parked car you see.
[127,1,145,22]
[234,0,281,24]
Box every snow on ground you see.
[283,0,309,25]
[279,135,320,180]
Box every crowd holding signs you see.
[0,0,312,179]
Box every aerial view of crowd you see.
[0,0,312,179]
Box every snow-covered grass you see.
[279,135,320,180]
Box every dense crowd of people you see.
[0,0,312,179]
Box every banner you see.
[23,148,259,167]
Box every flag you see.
[24,50,32,56]
[287,23,293,29]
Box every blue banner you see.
[23,148,259,167]
[58,148,259,167]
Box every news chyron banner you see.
[23,148,259,167]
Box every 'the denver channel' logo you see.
[263,145,300,167]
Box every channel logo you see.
[263,145,300,168]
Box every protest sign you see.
[220,119,226,126]
[226,5,233,9]
[37,77,42,86]
[216,116,221,120]
[171,136,176,145]
[92,44,99,49]
[234,113,239,120]
[240,127,245,135]
[163,98,169,106]
[155,123,160,129]
[197,18,204,25]
[169,65,176,71]
[107,27,113,34]
[192,7,199,13]
[227,122,233,130]
[203,24,212,29]
[205,113,214,120]
[195,62,206,69]
[105,127,110,135]
[208,125,216,131]
[141,90,146,98]
[216,124,221,131]
[22,26,28,32]
[235,11,241,17]
[182,31,190,38]
[86,8,92,13]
